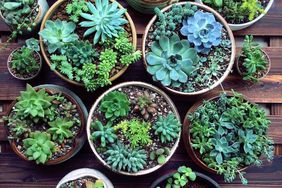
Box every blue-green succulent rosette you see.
[144,2,235,95]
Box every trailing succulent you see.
[188,91,274,184]
[105,142,147,173]
[181,10,223,54]
[79,0,128,44]
[146,34,199,87]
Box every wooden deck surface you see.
[0,0,282,187]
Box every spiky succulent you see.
[47,118,74,143]
[79,0,128,44]
[105,142,147,172]
[23,131,55,164]
[146,34,199,87]
[39,20,79,53]
[99,91,130,120]
[153,113,181,143]
[181,10,223,54]
[91,120,117,147]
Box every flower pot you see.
[149,170,221,188]
[39,0,137,87]
[7,47,42,80]
[0,0,49,34]
[125,0,178,14]
[142,2,236,96]
[87,81,181,176]
[4,84,87,165]
[195,0,274,31]
[56,168,114,188]
[236,49,271,81]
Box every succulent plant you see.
[66,0,88,22]
[99,91,130,120]
[39,20,79,53]
[25,38,40,52]
[91,120,117,147]
[149,147,170,165]
[146,34,199,87]
[240,0,264,21]
[133,91,157,120]
[85,179,104,188]
[23,131,55,164]
[47,117,74,143]
[105,142,147,172]
[181,10,223,54]
[153,113,181,143]
[10,121,29,138]
[79,0,128,44]
[166,166,196,188]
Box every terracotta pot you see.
[142,2,236,96]
[56,168,114,188]
[182,91,250,174]
[195,0,274,31]
[39,0,137,87]
[236,49,271,81]
[125,0,178,14]
[149,170,221,188]
[0,0,49,34]
[7,47,42,80]
[4,85,88,165]
[86,81,181,176]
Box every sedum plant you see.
[79,0,128,44]
[39,20,79,53]
[66,0,88,22]
[165,166,196,188]
[105,142,147,173]
[47,117,74,143]
[189,91,274,184]
[181,10,223,54]
[240,0,265,21]
[146,34,199,87]
[153,113,181,143]
[23,131,56,164]
[91,120,117,147]
[99,91,130,120]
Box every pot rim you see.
[7,47,42,80]
[142,2,236,96]
[236,49,271,81]
[86,81,181,176]
[182,91,252,174]
[4,85,86,165]
[39,0,137,86]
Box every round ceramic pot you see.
[182,91,250,174]
[142,2,236,96]
[39,0,137,87]
[56,168,114,188]
[4,84,88,165]
[195,0,274,31]
[125,0,178,14]
[0,0,49,34]
[87,81,181,176]
[7,47,42,80]
[236,49,271,81]
[149,170,221,188]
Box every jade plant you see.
[188,91,274,184]
[40,0,141,91]
[4,84,82,164]
[89,85,181,174]
[238,35,269,83]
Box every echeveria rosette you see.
[146,34,199,87]
[181,10,223,54]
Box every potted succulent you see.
[56,168,114,188]
[7,38,42,80]
[87,81,181,175]
[183,91,274,184]
[125,0,178,14]
[150,166,221,188]
[39,0,141,92]
[236,35,271,83]
[0,0,49,41]
[195,0,274,31]
[142,2,236,96]
[4,84,88,165]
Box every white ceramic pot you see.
[195,0,274,31]
[56,168,114,188]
